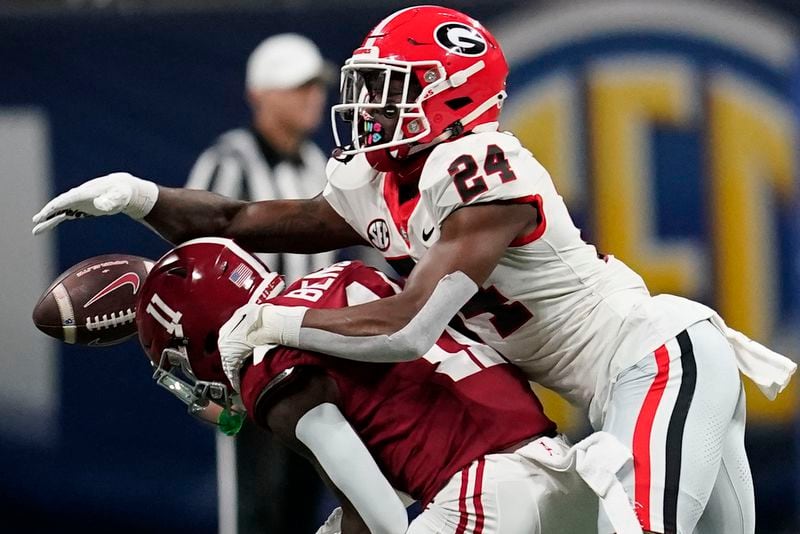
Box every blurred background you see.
[1,0,798,532]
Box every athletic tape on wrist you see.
[126,179,159,219]
[248,305,308,347]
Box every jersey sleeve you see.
[419,131,551,226]
[322,154,380,238]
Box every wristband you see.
[126,179,159,219]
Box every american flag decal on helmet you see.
[229,263,253,288]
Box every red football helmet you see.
[331,5,509,165]
[136,237,284,433]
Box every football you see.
[33,254,154,346]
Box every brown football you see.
[32,254,154,346]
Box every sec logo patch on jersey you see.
[367,218,391,251]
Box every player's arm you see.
[258,370,408,534]
[31,172,366,252]
[149,188,365,251]
[243,201,534,362]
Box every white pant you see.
[407,434,598,534]
[600,320,755,534]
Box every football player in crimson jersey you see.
[136,238,626,534]
[33,5,794,534]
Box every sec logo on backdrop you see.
[494,1,799,422]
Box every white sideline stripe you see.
[363,5,419,48]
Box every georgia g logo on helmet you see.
[434,22,487,57]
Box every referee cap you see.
[246,33,333,90]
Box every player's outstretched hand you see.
[32,172,158,235]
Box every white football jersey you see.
[324,127,713,427]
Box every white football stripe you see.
[363,6,419,48]
[53,283,77,344]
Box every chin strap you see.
[407,90,507,156]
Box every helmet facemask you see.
[332,58,440,157]
[137,238,286,437]
[152,343,246,436]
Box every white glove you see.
[217,303,308,392]
[218,303,262,393]
[32,172,159,235]
[314,507,342,534]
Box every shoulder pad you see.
[419,132,548,213]
[419,131,525,192]
[326,153,380,191]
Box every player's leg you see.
[407,455,544,533]
[694,384,755,534]
[405,457,487,534]
[408,443,597,533]
[599,319,743,534]
[217,423,324,534]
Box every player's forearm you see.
[227,198,363,253]
[297,404,408,534]
[144,186,244,244]
[146,187,356,252]
[303,294,416,336]
[291,271,478,362]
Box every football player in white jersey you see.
[32,5,795,534]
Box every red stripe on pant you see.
[632,344,671,531]
[455,467,470,534]
[454,460,486,534]
[473,459,486,534]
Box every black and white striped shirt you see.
[187,127,336,283]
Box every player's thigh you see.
[409,453,596,534]
[600,320,741,533]
[491,451,598,533]
[517,467,598,533]
[695,385,755,534]
[408,456,542,534]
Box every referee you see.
[187,34,336,534]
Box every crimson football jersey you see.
[240,261,555,505]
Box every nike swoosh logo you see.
[422,227,435,241]
[84,272,141,308]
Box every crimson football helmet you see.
[331,5,509,164]
[136,237,284,434]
